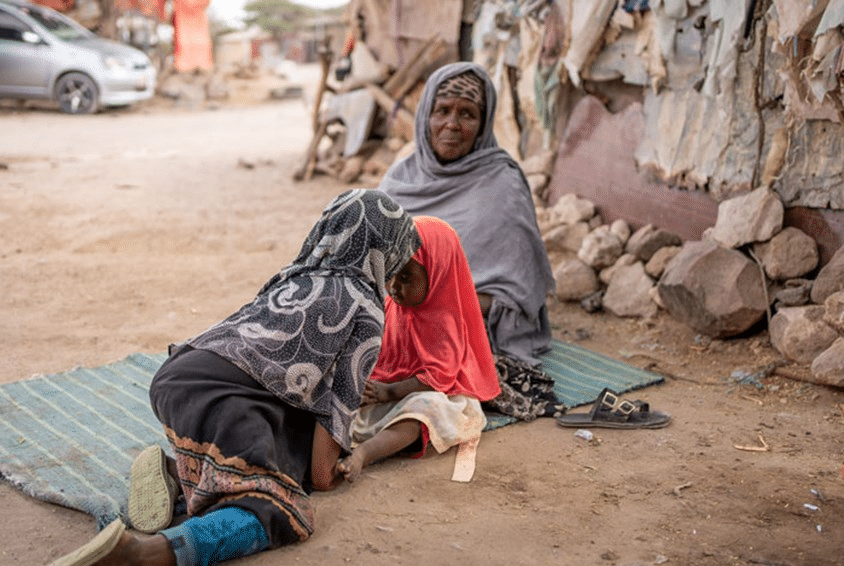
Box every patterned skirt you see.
[149,346,316,548]
[484,354,567,421]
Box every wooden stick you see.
[672,482,693,497]
[311,43,333,133]
[365,83,415,139]
[383,36,447,100]
[358,0,383,50]
[734,433,769,452]
[293,118,330,182]
[773,366,807,380]
[383,35,438,95]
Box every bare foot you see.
[337,449,367,483]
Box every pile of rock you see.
[538,186,844,387]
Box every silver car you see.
[0,0,156,113]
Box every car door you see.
[0,8,52,97]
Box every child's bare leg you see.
[93,532,175,566]
[338,420,421,482]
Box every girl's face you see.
[428,96,482,163]
[387,258,429,307]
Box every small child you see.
[338,216,501,483]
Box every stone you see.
[543,221,591,254]
[645,245,681,278]
[549,193,596,225]
[609,219,631,244]
[553,258,600,301]
[769,306,839,364]
[649,285,665,309]
[338,155,365,184]
[535,207,553,233]
[823,290,844,333]
[625,224,682,262]
[810,246,844,304]
[603,262,657,318]
[599,253,637,285]
[580,290,603,313]
[520,150,556,176]
[774,278,813,307]
[526,173,549,197]
[656,240,767,338]
[752,227,819,280]
[811,338,844,387]
[710,187,784,248]
[578,225,624,269]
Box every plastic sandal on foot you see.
[49,519,125,566]
[128,444,179,533]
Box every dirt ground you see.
[1,65,843,566]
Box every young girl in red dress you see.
[339,216,501,483]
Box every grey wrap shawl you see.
[379,62,554,365]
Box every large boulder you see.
[553,258,600,301]
[811,338,844,388]
[752,227,819,280]
[810,246,844,304]
[657,240,768,337]
[603,262,657,318]
[769,306,839,364]
[823,290,844,333]
[710,187,783,248]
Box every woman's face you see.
[428,96,482,163]
[387,258,429,307]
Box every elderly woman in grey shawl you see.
[379,62,563,421]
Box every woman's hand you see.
[362,380,393,405]
[361,376,434,406]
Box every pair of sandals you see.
[49,445,179,566]
[556,387,671,429]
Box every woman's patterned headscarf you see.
[272,188,421,303]
[188,189,421,450]
[434,70,486,117]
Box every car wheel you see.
[55,72,99,114]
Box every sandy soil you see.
[1,66,843,566]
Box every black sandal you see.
[556,388,671,429]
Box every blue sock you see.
[160,507,269,566]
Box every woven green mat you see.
[0,340,663,526]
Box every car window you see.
[0,10,31,41]
[17,3,90,41]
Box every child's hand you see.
[361,380,393,405]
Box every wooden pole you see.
[311,38,333,133]
[293,118,330,181]
[365,83,415,141]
